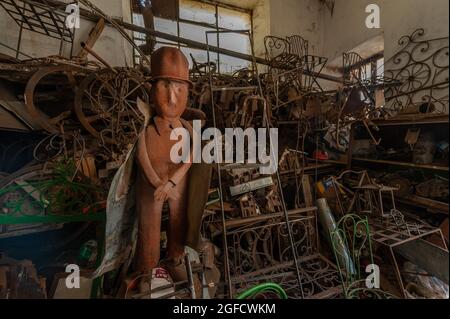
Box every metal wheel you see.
[24,65,82,134]
[74,68,150,145]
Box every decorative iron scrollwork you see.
[384,28,449,113]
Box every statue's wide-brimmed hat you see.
[150,47,193,87]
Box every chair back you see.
[330,214,374,296]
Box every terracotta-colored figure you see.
[135,47,194,282]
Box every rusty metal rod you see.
[225,207,317,228]
[78,0,151,66]
[80,42,117,73]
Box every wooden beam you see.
[77,18,105,59]
[192,0,252,14]
[225,207,317,228]
[302,174,314,207]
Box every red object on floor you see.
[313,150,329,161]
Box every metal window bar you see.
[0,0,75,57]
[205,29,305,299]
[0,0,74,41]
[130,0,253,70]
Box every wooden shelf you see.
[278,121,300,125]
[280,163,337,176]
[224,207,317,228]
[321,159,347,165]
[353,157,449,172]
[370,114,449,126]
[395,194,448,214]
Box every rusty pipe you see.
[80,42,117,73]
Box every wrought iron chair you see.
[286,35,327,92]
[298,55,327,92]
[342,52,371,84]
[341,51,374,107]
[330,214,398,299]
[264,36,297,70]
[286,35,309,60]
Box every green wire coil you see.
[236,283,288,299]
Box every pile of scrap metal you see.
[0,59,151,244]
[196,44,343,298]
[202,158,343,299]
[315,169,449,298]
[0,0,153,190]
[369,171,449,216]
[0,253,47,299]
[0,53,151,182]
[261,35,331,129]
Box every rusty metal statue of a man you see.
[135,47,194,282]
[93,47,213,298]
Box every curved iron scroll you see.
[264,36,290,63]
[384,28,449,113]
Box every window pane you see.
[363,63,371,80]
[132,13,144,40]
[179,22,217,46]
[218,7,251,30]
[133,13,143,26]
[153,17,178,46]
[154,17,178,36]
[181,47,216,70]
[218,54,251,74]
[219,32,250,54]
[218,32,251,73]
[179,0,216,25]
[376,58,384,77]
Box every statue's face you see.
[152,79,189,119]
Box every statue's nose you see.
[168,87,177,105]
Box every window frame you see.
[131,0,254,73]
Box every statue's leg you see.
[135,173,164,273]
[165,175,189,282]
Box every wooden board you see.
[301,174,313,207]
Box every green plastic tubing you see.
[236,283,288,299]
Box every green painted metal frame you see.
[330,213,398,299]
[0,162,106,299]
[236,283,288,299]
[330,213,374,298]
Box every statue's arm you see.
[169,159,192,186]
[136,128,162,188]
[168,118,195,185]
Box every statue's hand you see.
[154,183,167,202]
[154,182,181,202]
[166,186,181,201]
